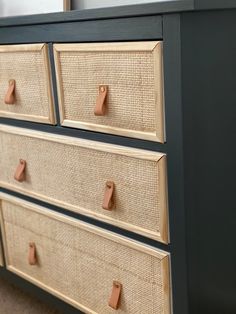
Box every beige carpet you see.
[0,277,61,314]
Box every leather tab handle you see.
[109,281,122,310]
[102,181,114,210]
[94,85,108,116]
[28,242,37,266]
[5,79,16,105]
[14,159,26,182]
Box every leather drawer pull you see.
[28,242,37,266]
[14,159,26,182]
[109,281,122,310]
[94,85,108,116]
[102,181,114,210]
[5,79,16,105]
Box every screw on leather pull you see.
[94,85,108,116]
[108,281,122,310]
[14,159,26,182]
[102,181,115,210]
[28,242,37,266]
[4,79,16,105]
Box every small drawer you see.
[0,125,169,243]
[54,42,165,142]
[0,44,55,124]
[0,193,171,314]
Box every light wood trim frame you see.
[0,43,55,124]
[63,0,71,11]
[0,193,171,314]
[0,125,169,243]
[53,41,165,143]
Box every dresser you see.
[0,2,236,314]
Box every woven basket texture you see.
[58,50,161,134]
[0,49,50,117]
[2,200,169,314]
[0,131,165,238]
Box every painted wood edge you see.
[0,186,166,243]
[0,193,169,258]
[161,255,172,314]
[0,112,51,124]
[62,119,162,143]
[53,41,161,52]
[0,125,165,160]
[153,41,165,143]
[0,43,45,52]
[42,44,56,125]
[6,267,96,314]
[159,156,169,244]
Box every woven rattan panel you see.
[0,195,171,314]
[0,44,55,124]
[0,126,168,243]
[54,42,164,142]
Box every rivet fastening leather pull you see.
[102,181,114,210]
[94,85,108,116]
[14,159,26,182]
[28,242,37,266]
[108,281,122,310]
[4,79,16,105]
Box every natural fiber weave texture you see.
[0,129,167,240]
[1,199,170,314]
[56,44,163,139]
[0,46,51,119]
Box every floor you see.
[0,277,61,314]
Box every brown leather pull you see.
[94,85,108,116]
[28,242,37,266]
[102,181,114,210]
[14,159,26,182]
[4,79,16,105]
[109,281,122,310]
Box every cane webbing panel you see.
[0,44,55,124]
[0,126,168,243]
[54,42,164,142]
[1,196,171,314]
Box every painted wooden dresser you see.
[0,1,236,314]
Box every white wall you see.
[71,0,168,10]
[0,0,175,17]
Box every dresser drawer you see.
[0,44,55,124]
[0,194,171,314]
[0,125,168,243]
[54,42,165,142]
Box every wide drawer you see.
[0,125,168,243]
[54,42,165,142]
[0,194,171,314]
[0,44,55,124]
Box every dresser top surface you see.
[0,0,236,27]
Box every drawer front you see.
[54,42,164,142]
[0,44,55,124]
[0,125,168,243]
[0,194,171,314]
